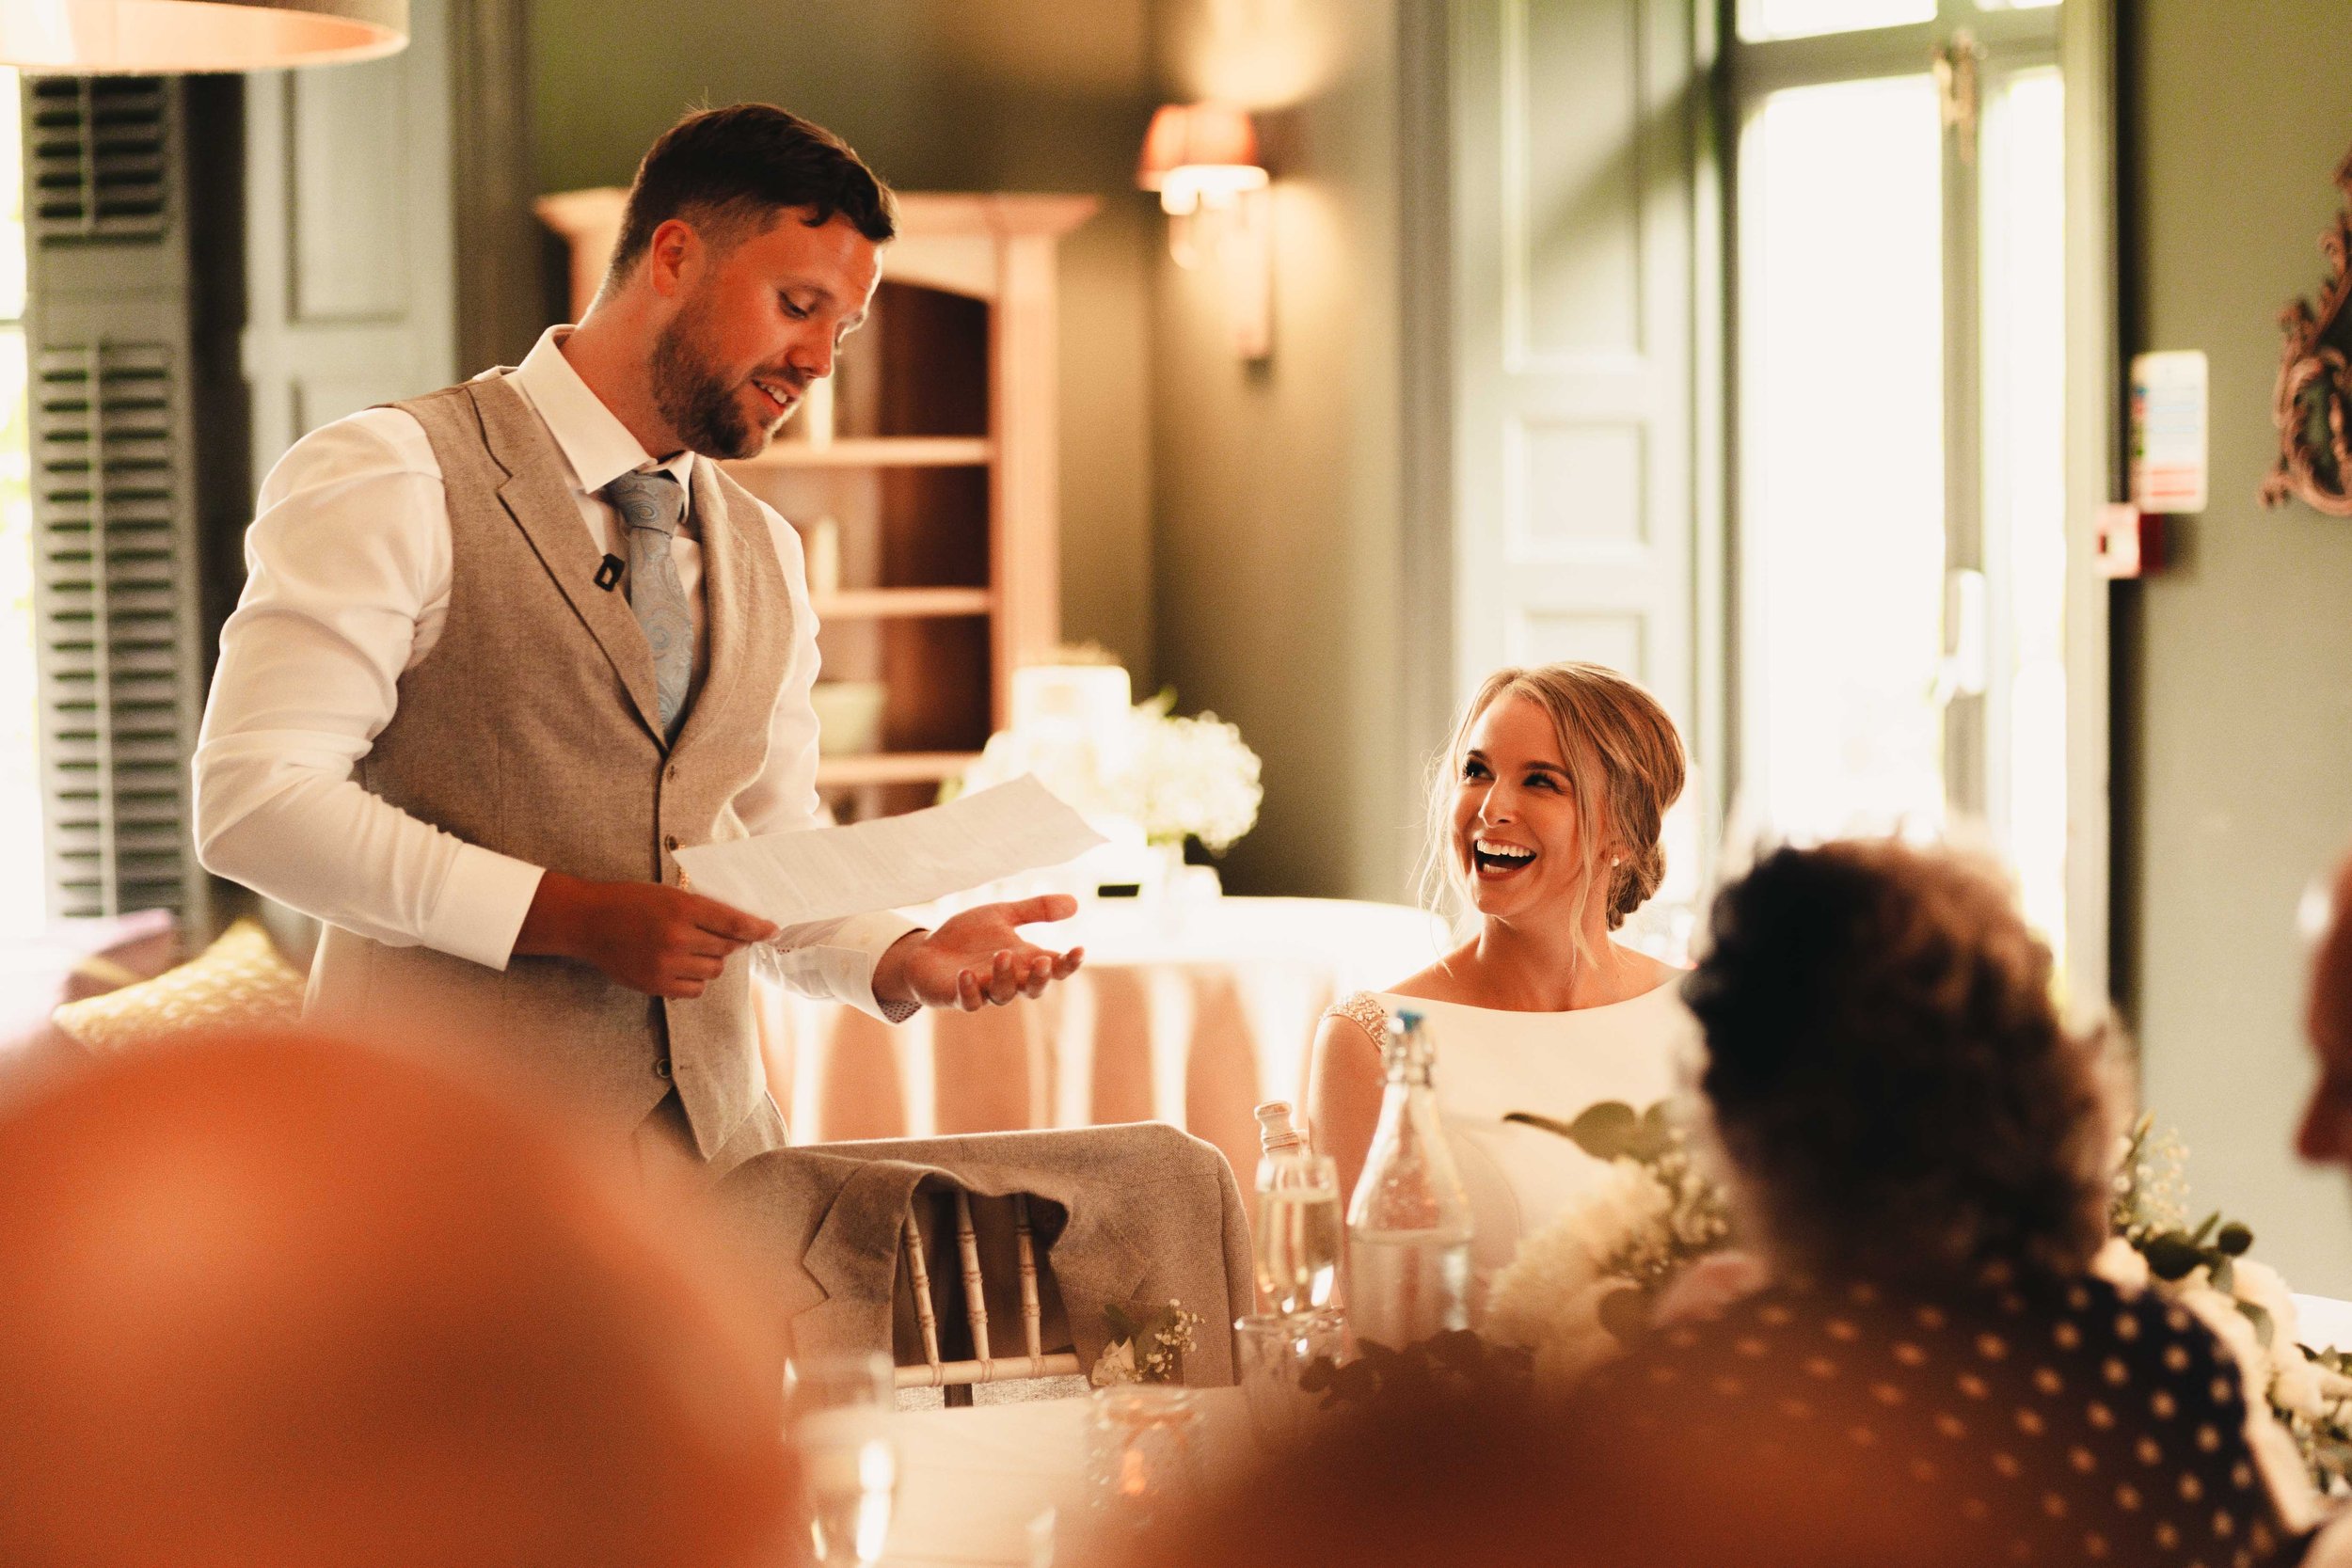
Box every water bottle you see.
[1252,1101,1343,1315]
[1343,1011,1472,1350]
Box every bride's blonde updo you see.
[1423,663,1687,941]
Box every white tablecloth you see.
[881,1389,1250,1568]
[762,897,1449,1182]
[2295,1292,2352,1353]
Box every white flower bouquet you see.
[1120,691,1262,853]
[1483,1101,1732,1392]
[956,687,1263,855]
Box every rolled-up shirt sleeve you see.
[736,497,922,1022]
[193,412,545,971]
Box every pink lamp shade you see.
[0,0,407,73]
[1136,103,1268,218]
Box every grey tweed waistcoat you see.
[305,372,793,1161]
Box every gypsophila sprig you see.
[2109,1113,2190,1239]
[1091,1299,1203,1388]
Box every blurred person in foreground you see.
[1111,1388,1974,1568]
[2296,848,2352,1178]
[2295,849,2352,1568]
[1587,840,2310,1565]
[0,1031,798,1568]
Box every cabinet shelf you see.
[733,436,993,470]
[815,752,981,787]
[812,588,993,620]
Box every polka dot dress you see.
[1585,1271,2310,1567]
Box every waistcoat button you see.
[663,832,679,851]
[654,1055,672,1081]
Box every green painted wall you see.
[2123,0,2352,1294]
[1147,0,1420,903]
[528,0,1161,679]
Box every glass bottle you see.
[1251,1101,1343,1315]
[1343,1011,1473,1350]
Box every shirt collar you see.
[508,325,697,497]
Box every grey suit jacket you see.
[715,1122,1254,1386]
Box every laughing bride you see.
[1307,661,1696,1284]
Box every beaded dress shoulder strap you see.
[1323,990,1391,1046]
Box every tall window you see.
[1728,0,2069,952]
[0,71,40,939]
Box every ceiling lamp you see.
[0,0,407,74]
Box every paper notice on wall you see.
[673,775,1105,927]
[2130,350,2208,514]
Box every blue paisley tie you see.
[604,469,694,741]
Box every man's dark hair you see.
[607,103,896,285]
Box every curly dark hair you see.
[606,103,896,290]
[1685,840,2112,1285]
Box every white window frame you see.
[1720,0,2118,1003]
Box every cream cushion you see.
[52,919,305,1052]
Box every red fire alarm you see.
[2096,503,2165,578]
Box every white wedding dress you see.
[1329,981,1696,1280]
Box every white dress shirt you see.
[195,325,916,1019]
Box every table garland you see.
[1473,1103,2352,1502]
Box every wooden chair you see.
[893,1185,1081,1402]
[716,1122,1253,1402]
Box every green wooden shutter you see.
[23,75,212,928]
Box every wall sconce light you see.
[0,0,407,73]
[1138,101,1271,361]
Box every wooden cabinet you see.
[534,189,1095,816]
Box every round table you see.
[881,1388,1250,1568]
[758,896,1449,1181]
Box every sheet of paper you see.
[673,775,1105,927]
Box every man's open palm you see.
[877,894,1085,1012]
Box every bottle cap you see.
[1254,1101,1305,1152]
[1381,1010,1436,1079]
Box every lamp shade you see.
[1136,102,1260,192]
[0,0,407,73]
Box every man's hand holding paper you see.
[673,776,1104,1016]
[514,875,781,1001]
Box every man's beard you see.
[649,300,784,461]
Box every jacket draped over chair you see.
[715,1122,1254,1386]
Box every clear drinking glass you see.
[786,1352,899,1567]
[1085,1385,1203,1542]
[1235,1308,1347,1451]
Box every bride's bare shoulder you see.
[1384,948,1482,1006]
[1617,946,1686,996]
